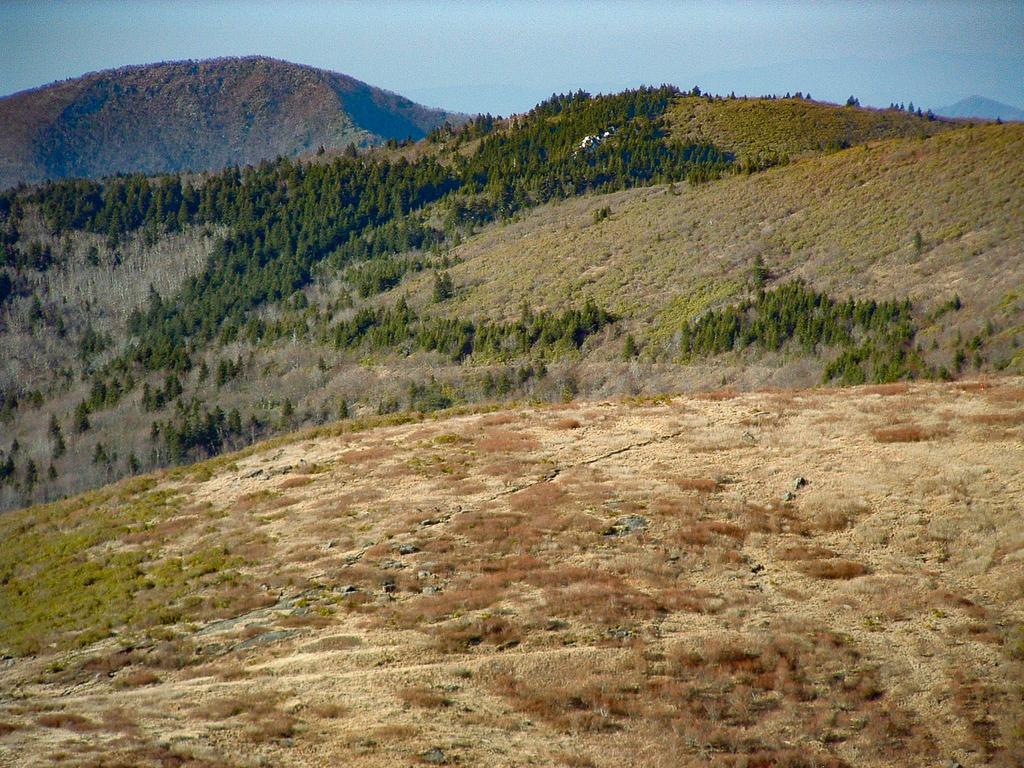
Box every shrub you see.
[113,670,160,689]
[968,411,1024,426]
[432,616,521,652]
[778,545,836,561]
[676,476,720,493]
[399,685,452,709]
[309,702,347,719]
[872,424,943,442]
[0,721,21,736]
[246,712,296,743]
[798,559,869,579]
[36,712,97,731]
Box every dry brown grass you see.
[477,413,518,426]
[778,545,837,561]
[293,462,330,475]
[180,661,249,681]
[200,691,297,743]
[301,635,363,652]
[984,386,1024,404]
[675,476,720,493]
[277,612,333,629]
[872,424,944,443]
[476,428,539,454]
[36,712,97,732]
[264,494,301,510]
[246,712,297,743]
[338,445,397,465]
[673,520,748,547]
[491,626,892,765]
[308,702,348,719]
[432,616,521,653]
[0,721,21,736]
[112,669,160,689]
[508,483,566,514]
[550,752,597,768]
[541,577,709,627]
[968,411,1024,426]
[3,380,1023,766]
[80,648,139,676]
[491,667,637,733]
[859,382,911,396]
[797,558,869,580]
[693,388,739,401]
[398,685,453,709]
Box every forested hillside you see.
[0,57,457,188]
[1,88,1020,511]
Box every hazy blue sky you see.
[2,1,1021,114]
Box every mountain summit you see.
[0,57,458,188]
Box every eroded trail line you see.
[488,427,686,502]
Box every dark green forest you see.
[678,280,930,385]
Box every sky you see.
[1,0,1022,115]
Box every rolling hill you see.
[0,57,458,189]
[0,379,1022,766]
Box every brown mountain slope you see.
[0,380,1022,766]
[0,57,458,188]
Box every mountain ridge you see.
[0,87,1020,515]
[935,95,1024,121]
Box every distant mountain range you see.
[934,95,1024,121]
[0,57,459,189]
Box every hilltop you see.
[0,57,458,188]
[0,88,1021,513]
[0,379,1022,766]
[667,94,951,160]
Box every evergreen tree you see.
[280,398,294,427]
[48,414,66,458]
[24,458,37,491]
[623,334,639,359]
[73,401,90,433]
[433,271,454,302]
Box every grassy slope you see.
[666,95,954,159]
[0,380,1022,766]
[395,123,1022,349]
